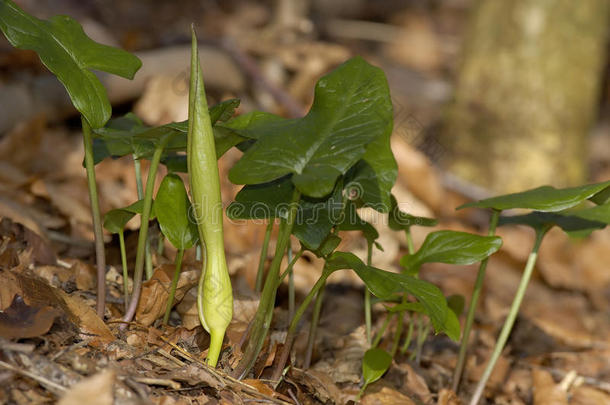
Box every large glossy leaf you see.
[154,174,199,250]
[400,231,502,274]
[227,176,343,250]
[325,252,458,340]
[361,348,392,391]
[0,0,141,128]
[228,57,393,198]
[458,181,610,212]
[388,195,437,231]
[499,211,606,237]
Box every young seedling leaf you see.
[0,0,141,128]
[361,348,392,394]
[388,195,437,231]
[123,199,157,220]
[400,231,502,274]
[326,252,458,340]
[103,209,135,234]
[154,174,199,250]
[458,180,610,212]
[228,57,393,198]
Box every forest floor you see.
[1,1,609,404]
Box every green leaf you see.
[326,252,458,340]
[499,211,606,236]
[336,200,379,247]
[0,0,141,128]
[154,174,199,249]
[208,98,240,124]
[361,348,392,390]
[567,203,610,225]
[458,181,610,212]
[228,56,393,198]
[447,294,465,317]
[400,231,502,274]
[308,234,342,258]
[103,209,135,234]
[123,199,157,220]
[388,194,437,231]
[227,176,343,250]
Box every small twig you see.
[287,388,301,405]
[0,359,67,395]
[222,37,305,118]
[159,336,292,405]
[157,348,187,368]
[0,338,35,354]
[132,377,181,390]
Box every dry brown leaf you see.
[362,383,417,405]
[288,368,343,405]
[437,388,462,405]
[0,269,114,344]
[242,379,275,397]
[532,369,568,405]
[136,264,199,326]
[175,286,200,330]
[0,294,61,339]
[571,385,610,405]
[396,363,432,403]
[57,369,115,405]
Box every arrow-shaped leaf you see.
[228,56,393,198]
[400,231,502,274]
[0,0,141,128]
[458,181,610,212]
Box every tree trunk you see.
[443,0,609,193]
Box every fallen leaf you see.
[58,369,115,405]
[571,385,610,405]
[532,369,567,405]
[0,294,61,339]
[242,379,275,396]
[437,388,462,405]
[362,383,416,405]
[0,269,114,344]
[136,264,199,326]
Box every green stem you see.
[372,312,395,348]
[287,245,295,321]
[82,117,107,318]
[399,316,414,354]
[414,317,429,364]
[163,249,184,325]
[390,310,403,357]
[118,230,129,308]
[303,282,326,368]
[364,242,373,345]
[133,155,154,280]
[469,227,548,405]
[157,233,165,256]
[255,220,273,292]
[452,209,500,392]
[233,190,301,379]
[277,248,303,286]
[271,266,333,382]
[395,227,416,356]
[122,143,166,327]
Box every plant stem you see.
[372,312,395,348]
[303,282,326,368]
[452,209,500,392]
[469,227,548,405]
[395,226,415,356]
[133,155,154,280]
[287,245,295,321]
[118,230,129,308]
[163,249,184,325]
[157,233,165,256]
[81,117,107,318]
[364,242,373,345]
[255,220,273,292]
[271,266,333,382]
[277,248,304,286]
[399,316,414,354]
[122,144,166,327]
[414,317,429,365]
[233,190,301,379]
